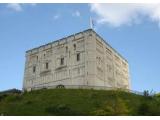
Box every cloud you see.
[6,3,36,12]
[7,3,22,12]
[72,10,81,17]
[90,3,160,27]
[30,3,37,6]
[53,14,60,20]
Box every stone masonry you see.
[23,29,130,91]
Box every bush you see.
[143,90,149,97]
[0,94,7,101]
[112,98,129,115]
[92,106,115,116]
[89,92,98,99]
[138,102,150,115]
[92,98,129,116]
[25,100,32,105]
[45,105,57,113]
[146,99,160,115]
[0,89,21,94]
[45,104,73,115]
[6,94,22,102]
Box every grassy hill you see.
[0,88,160,116]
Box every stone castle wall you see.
[23,29,130,91]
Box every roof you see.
[26,29,128,62]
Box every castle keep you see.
[23,29,130,91]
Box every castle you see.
[23,29,130,91]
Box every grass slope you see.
[0,88,160,116]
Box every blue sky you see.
[0,3,160,93]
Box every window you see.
[46,62,49,69]
[73,44,76,50]
[33,66,36,73]
[77,53,80,61]
[60,58,64,65]
[66,46,68,53]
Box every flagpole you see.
[90,17,93,29]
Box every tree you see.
[143,90,149,97]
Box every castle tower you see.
[23,29,130,91]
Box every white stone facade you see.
[23,29,130,91]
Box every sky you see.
[0,3,160,93]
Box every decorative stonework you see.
[23,29,130,91]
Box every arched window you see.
[60,58,64,65]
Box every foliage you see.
[92,97,129,115]
[0,94,7,102]
[0,89,21,94]
[45,104,75,115]
[143,90,149,97]
[138,102,150,115]
[0,89,160,116]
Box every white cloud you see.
[53,14,60,20]
[6,3,36,12]
[72,10,81,17]
[30,3,37,6]
[7,3,22,12]
[90,3,160,27]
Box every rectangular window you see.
[77,53,80,61]
[33,66,36,73]
[60,58,64,65]
[73,44,76,50]
[66,46,68,53]
[46,62,49,69]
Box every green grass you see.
[0,88,160,116]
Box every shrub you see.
[112,98,129,115]
[146,99,160,115]
[6,94,22,102]
[138,102,150,115]
[25,100,32,105]
[45,104,73,115]
[89,92,98,99]
[92,98,129,116]
[143,90,149,97]
[0,94,7,101]
[45,105,57,113]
